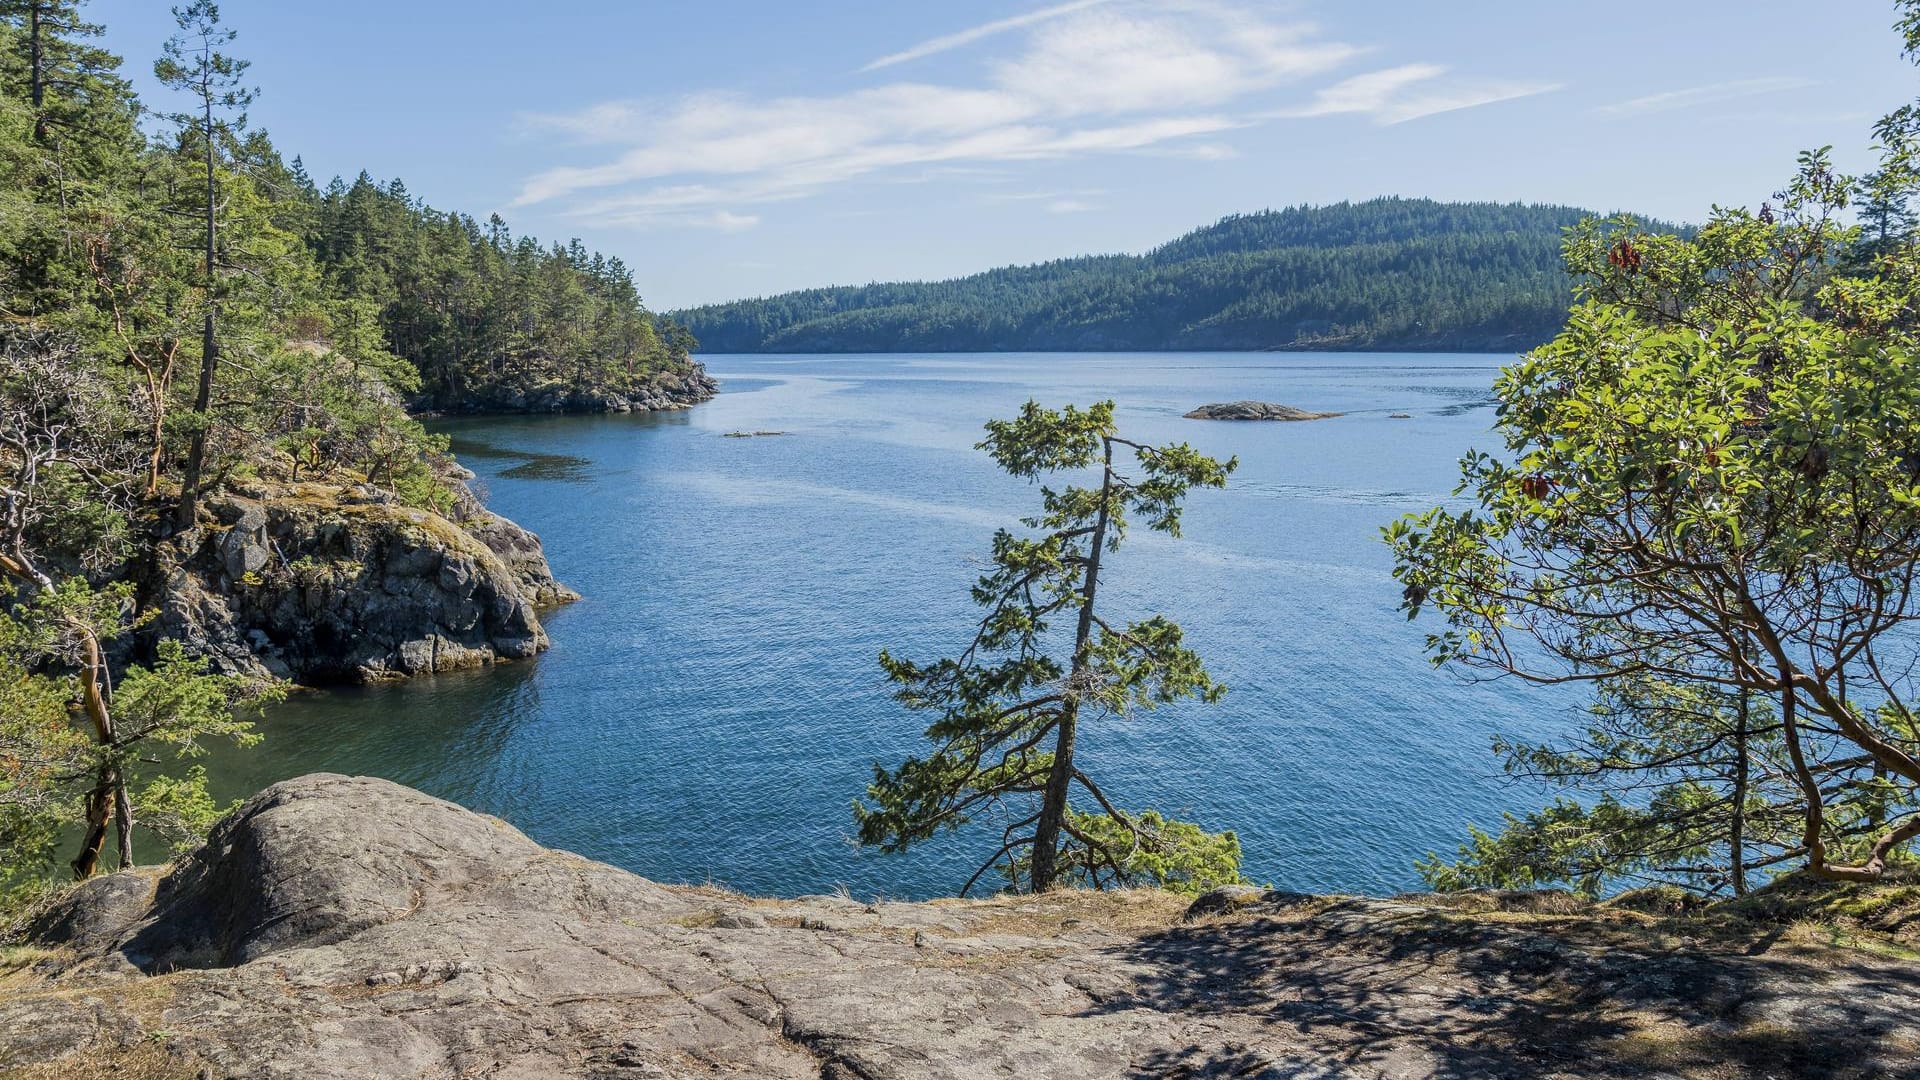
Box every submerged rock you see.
[9,774,1917,1079]
[144,481,573,684]
[1184,400,1343,421]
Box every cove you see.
[205,352,1578,900]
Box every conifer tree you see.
[0,332,271,878]
[858,401,1243,895]
[153,0,253,530]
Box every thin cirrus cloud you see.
[697,211,761,232]
[1273,63,1563,125]
[512,1,1556,229]
[1594,76,1819,116]
[860,0,1117,72]
[985,188,1107,213]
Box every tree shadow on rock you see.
[1090,898,1920,1080]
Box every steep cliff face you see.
[144,481,576,684]
[6,775,1916,1080]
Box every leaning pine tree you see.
[856,400,1242,895]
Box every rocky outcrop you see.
[1185,400,1343,421]
[144,482,573,684]
[6,775,1917,1079]
[426,366,719,415]
[457,507,581,609]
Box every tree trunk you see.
[113,778,135,870]
[1730,685,1749,897]
[1029,702,1079,893]
[145,395,167,498]
[71,773,112,879]
[138,348,176,499]
[71,620,127,876]
[1777,679,1832,875]
[174,91,219,531]
[1030,435,1114,892]
[27,2,45,140]
[0,552,129,879]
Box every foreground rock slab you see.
[5,775,1918,1079]
[1184,400,1342,421]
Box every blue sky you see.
[89,1,1918,309]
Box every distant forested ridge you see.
[675,199,1673,354]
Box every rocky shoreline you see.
[418,366,719,416]
[3,774,1914,1079]
[138,479,576,685]
[128,364,716,686]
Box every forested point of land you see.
[673,199,1682,354]
[300,170,708,413]
[0,0,710,883]
[2,1,704,430]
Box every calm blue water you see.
[213,353,1578,899]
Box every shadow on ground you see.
[1093,897,1920,1079]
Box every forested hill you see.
[2,4,707,421]
[674,199,1656,353]
[297,170,709,413]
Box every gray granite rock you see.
[1184,400,1343,421]
[10,774,1918,1079]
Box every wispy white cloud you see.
[1142,141,1241,161]
[1595,76,1817,117]
[696,210,761,232]
[984,188,1108,213]
[512,1,1555,228]
[861,0,1116,72]
[985,188,1109,202]
[878,166,1018,185]
[985,4,1359,114]
[1275,63,1559,124]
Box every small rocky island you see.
[1185,400,1343,421]
[4,775,1912,1079]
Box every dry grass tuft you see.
[0,1042,203,1080]
[952,887,1191,938]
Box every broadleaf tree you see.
[1389,132,1920,888]
[0,331,274,881]
[857,400,1243,895]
